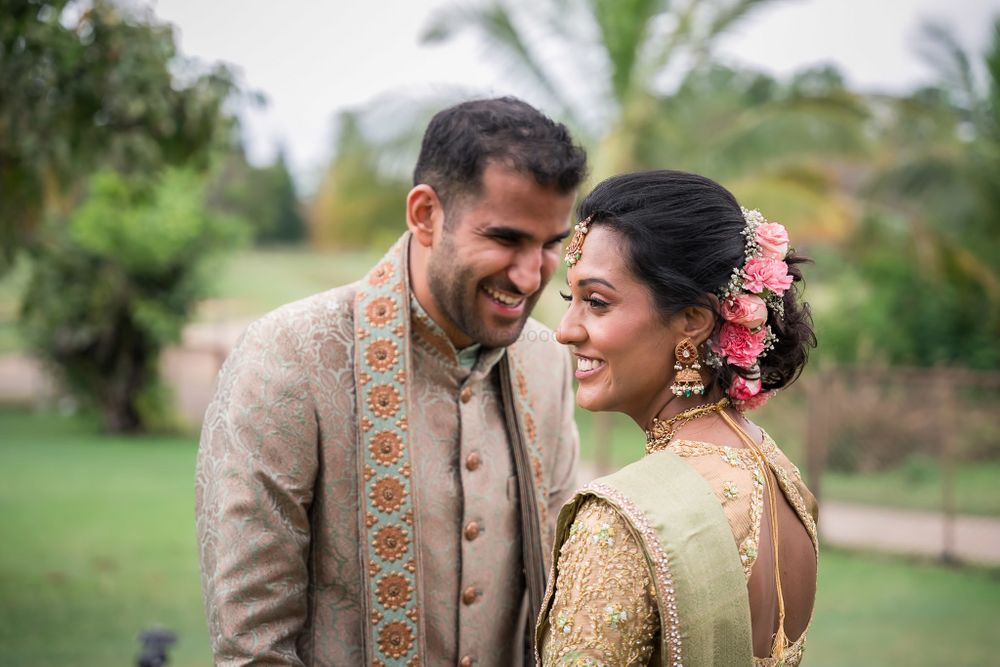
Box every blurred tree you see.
[642,64,868,243]
[308,111,411,249]
[821,19,1000,368]
[0,0,237,272]
[20,170,245,432]
[420,0,868,236]
[265,151,308,243]
[426,1,807,160]
[206,146,306,244]
[5,0,247,431]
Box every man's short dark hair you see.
[413,97,588,217]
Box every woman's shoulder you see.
[563,495,636,550]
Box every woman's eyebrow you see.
[577,277,617,291]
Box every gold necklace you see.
[644,397,730,454]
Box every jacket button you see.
[464,521,480,541]
[460,386,473,403]
[462,586,478,605]
[465,452,481,471]
[459,656,474,667]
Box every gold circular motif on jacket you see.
[371,476,406,514]
[373,524,409,561]
[366,338,400,372]
[368,384,401,418]
[370,430,403,466]
[366,296,397,327]
[376,573,412,610]
[378,621,414,659]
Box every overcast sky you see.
[148,0,1000,192]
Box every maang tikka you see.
[670,337,705,397]
[564,215,593,267]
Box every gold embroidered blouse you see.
[541,433,818,666]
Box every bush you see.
[20,170,245,432]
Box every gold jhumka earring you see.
[670,337,705,397]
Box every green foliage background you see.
[20,171,245,431]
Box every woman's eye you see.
[559,291,572,302]
[584,296,609,309]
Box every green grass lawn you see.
[808,549,1000,667]
[0,411,209,667]
[2,409,999,666]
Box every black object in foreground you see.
[136,628,177,667]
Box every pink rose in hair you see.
[729,374,762,400]
[743,257,793,295]
[755,222,789,259]
[715,322,767,368]
[722,294,767,329]
[736,389,775,411]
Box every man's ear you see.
[406,184,443,247]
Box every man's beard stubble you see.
[425,239,536,349]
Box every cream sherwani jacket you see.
[196,235,579,666]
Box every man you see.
[196,97,587,666]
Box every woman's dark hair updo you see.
[578,169,816,396]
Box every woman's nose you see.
[555,312,583,346]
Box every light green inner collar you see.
[457,343,481,370]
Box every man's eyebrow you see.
[548,229,571,243]
[482,225,570,244]
[577,277,617,291]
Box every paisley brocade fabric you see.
[541,434,818,666]
[196,239,580,666]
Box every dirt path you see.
[819,500,1000,565]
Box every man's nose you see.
[508,248,543,295]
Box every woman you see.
[537,170,818,666]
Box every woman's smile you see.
[574,354,607,379]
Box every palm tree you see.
[421,0,870,241]
[423,0,780,168]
